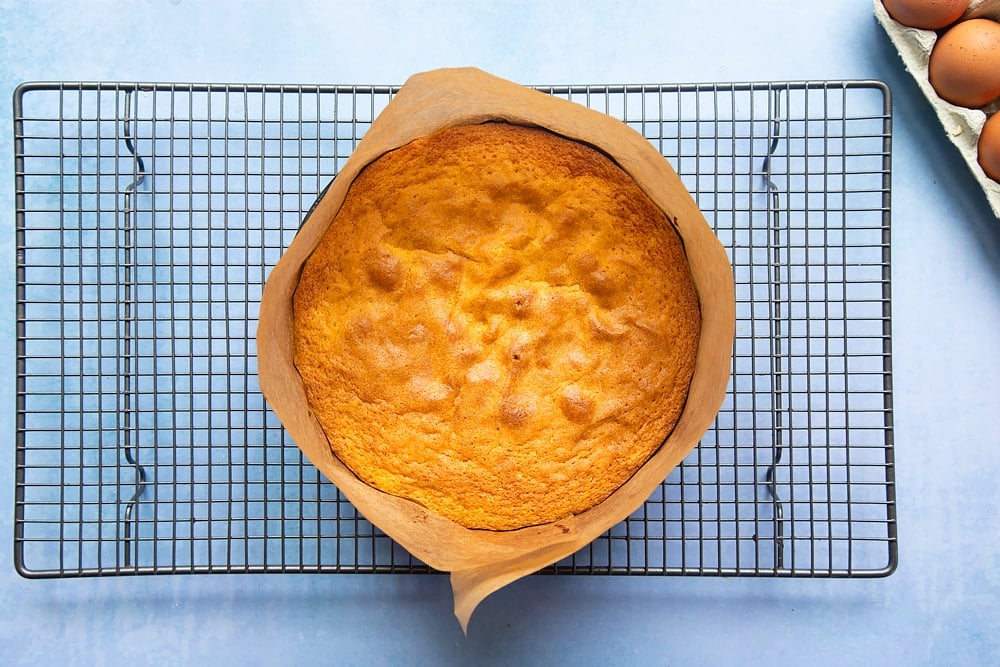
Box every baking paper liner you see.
[256,67,735,631]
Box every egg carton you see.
[874,0,1000,218]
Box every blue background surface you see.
[1,1,998,664]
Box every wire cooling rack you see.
[13,80,895,578]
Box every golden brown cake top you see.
[293,122,701,530]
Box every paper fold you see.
[256,67,735,630]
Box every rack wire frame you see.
[13,80,896,579]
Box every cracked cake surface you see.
[292,122,701,530]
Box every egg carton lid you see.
[874,0,1000,219]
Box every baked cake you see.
[292,122,701,530]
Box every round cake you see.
[292,122,701,530]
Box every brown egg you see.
[929,19,1000,108]
[883,0,969,30]
[978,113,1000,182]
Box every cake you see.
[292,121,701,531]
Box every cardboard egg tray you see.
[874,0,1000,218]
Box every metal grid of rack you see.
[13,80,895,578]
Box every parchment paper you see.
[256,67,736,631]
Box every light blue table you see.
[1,2,998,664]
